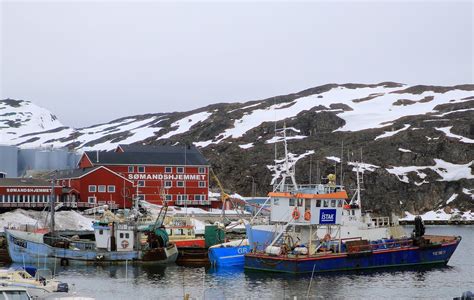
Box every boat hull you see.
[208,245,250,267]
[6,229,177,265]
[244,237,461,274]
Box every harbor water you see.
[6,226,473,299]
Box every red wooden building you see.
[0,178,61,210]
[78,145,210,207]
[55,166,134,209]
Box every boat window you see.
[1,290,30,300]
[323,200,329,207]
[125,233,130,239]
[289,198,295,206]
[337,200,343,207]
[331,200,336,207]
[305,199,310,210]
[352,210,355,216]
[99,230,103,235]
[273,198,279,205]
[316,200,321,207]
[120,233,124,238]
[297,199,303,207]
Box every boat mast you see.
[281,123,297,189]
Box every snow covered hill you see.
[1,82,473,215]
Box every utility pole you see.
[50,171,56,235]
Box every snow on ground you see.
[398,148,412,153]
[0,100,64,142]
[446,193,458,204]
[157,111,211,140]
[265,135,307,144]
[348,162,379,173]
[268,150,314,185]
[0,209,94,232]
[326,156,341,163]
[375,124,411,140]
[401,210,474,221]
[433,107,474,117]
[386,159,474,183]
[238,143,254,149]
[463,188,474,200]
[435,126,474,144]
[195,85,473,146]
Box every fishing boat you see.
[242,127,462,274]
[164,216,225,266]
[208,239,250,267]
[5,205,178,265]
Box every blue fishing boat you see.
[6,206,178,265]
[208,239,250,267]
[238,125,461,273]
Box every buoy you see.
[304,210,311,221]
[121,239,129,249]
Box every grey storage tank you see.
[0,145,18,177]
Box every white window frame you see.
[198,167,206,174]
[198,181,206,188]
[128,166,134,173]
[88,196,96,204]
[138,166,145,173]
[89,185,97,192]
[177,181,184,187]
[137,194,145,201]
[165,195,172,201]
[165,167,172,173]
[98,185,106,193]
[107,185,116,192]
[177,195,188,201]
[164,181,172,188]
[177,167,184,173]
[138,180,145,187]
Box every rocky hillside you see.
[1,82,473,216]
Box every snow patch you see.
[401,209,474,221]
[398,148,412,153]
[446,193,458,204]
[239,143,254,149]
[374,124,410,140]
[268,150,315,185]
[434,126,474,144]
[326,156,341,163]
[348,162,379,173]
[386,159,474,183]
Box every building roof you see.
[86,146,209,166]
[55,166,102,180]
[55,166,133,183]
[0,178,51,187]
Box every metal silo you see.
[0,145,18,177]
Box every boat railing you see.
[275,184,345,194]
[369,217,391,228]
[345,238,413,252]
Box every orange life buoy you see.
[292,208,300,220]
[304,210,311,221]
[121,239,129,249]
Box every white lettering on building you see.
[127,173,206,181]
[6,188,52,193]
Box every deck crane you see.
[209,168,230,219]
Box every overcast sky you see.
[1,1,472,128]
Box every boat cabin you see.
[269,184,347,225]
[93,222,134,251]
